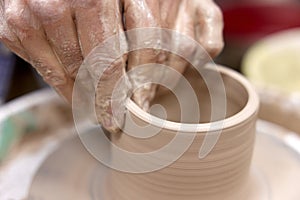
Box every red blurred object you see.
[214,2,300,69]
[222,4,300,41]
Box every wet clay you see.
[106,65,259,200]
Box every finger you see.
[195,0,224,58]
[159,0,181,28]
[124,0,162,111]
[74,0,127,133]
[159,0,196,93]
[5,0,74,102]
[74,0,124,57]
[27,0,82,79]
[0,0,29,61]
[96,57,127,134]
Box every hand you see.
[158,0,224,87]
[0,0,161,133]
[0,0,223,133]
[124,0,224,122]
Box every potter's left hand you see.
[125,0,224,113]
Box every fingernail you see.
[102,116,121,134]
[107,126,121,134]
[102,116,113,128]
[133,89,153,112]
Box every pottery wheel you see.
[27,120,300,200]
[26,134,107,200]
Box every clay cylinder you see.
[106,65,259,200]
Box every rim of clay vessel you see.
[126,65,259,132]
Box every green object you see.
[0,111,37,161]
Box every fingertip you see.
[132,86,156,111]
[195,0,224,58]
[101,115,123,134]
[202,40,224,58]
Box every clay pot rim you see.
[126,65,260,132]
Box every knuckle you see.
[32,59,47,74]
[32,60,68,86]
[5,2,34,29]
[58,41,82,77]
[5,8,38,33]
[5,11,25,29]
[43,71,68,87]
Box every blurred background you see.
[0,44,47,105]
[215,0,300,70]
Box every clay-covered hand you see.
[0,0,161,133]
[159,0,224,85]
[125,0,224,110]
[0,0,223,134]
[0,0,127,102]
